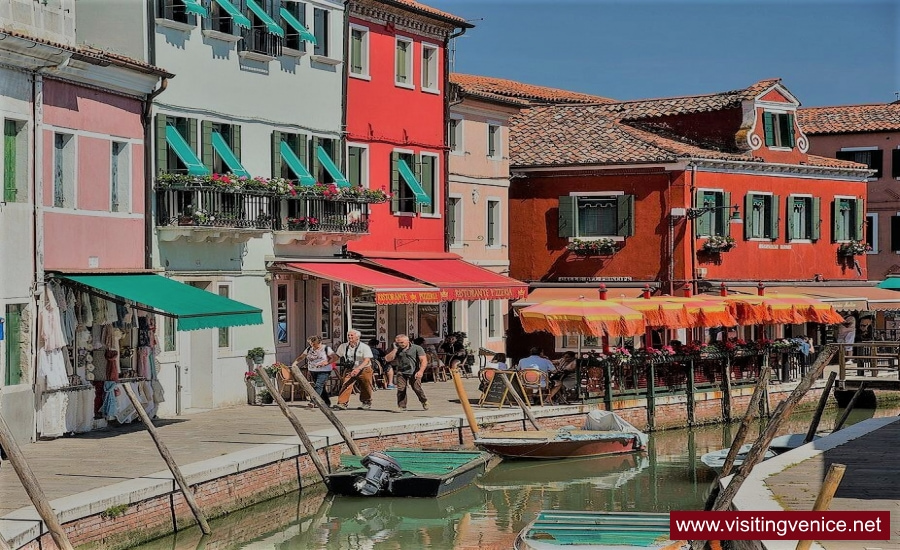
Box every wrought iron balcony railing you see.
[240,28,282,58]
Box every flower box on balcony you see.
[837,240,871,257]
[700,235,736,253]
[567,238,618,256]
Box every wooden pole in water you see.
[795,463,846,550]
[702,365,772,511]
[722,358,732,422]
[833,382,867,432]
[0,412,74,550]
[711,345,837,512]
[256,367,330,481]
[120,383,211,535]
[686,359,696,426]
[450,368,480,436]
[646,362,656,431]
[804,371,837,444]
[499,372,543,430]
[289,365,362,456]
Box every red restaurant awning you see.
[282,262,441,305]
[365,258,528,301]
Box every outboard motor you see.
[353,452,403,496]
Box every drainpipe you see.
[341,1,350,182]
[142,78,168,269]
[444,26,467,253]
[688,162,698,296]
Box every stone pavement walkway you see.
[0,377,489,517]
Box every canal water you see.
[133,403,900,550]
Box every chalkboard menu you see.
[478,370,526,408]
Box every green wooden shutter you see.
[201,120,213,171]
[855,199,865,241]
[390,151,400,212]
[348,146,360,186]
[155,114,168,176]
[4,120,18,202]
[831,200,839,242]
[297,133,308,177]
[351,31,362,73]
[721,192,731,237]
[810,197,821,241]
[271,131,282,177]
[762,112,775,146]
[420,155,435,215]
[5,305,21,386]
[232,124,242,163]
[188,118,198,151]
[785,113,795,148]
[558,196,576,238]
[785,195,795,241]
[311,136,322,183]
[414,155,424,213]
[769,195,779,240]
[616,194,634,236]
[744,194,754,239]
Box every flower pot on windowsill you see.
[702,244,734,253]
[177,216,194,226]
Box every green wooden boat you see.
[516,510,685,550]
[325,448,497,498]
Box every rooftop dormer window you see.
[762,111,795,149]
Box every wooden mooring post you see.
[603,363,613,412]
[686,359,696,426]
[646,362,656,431]
[804,371,837,444]
[796,463,847,550]
[451,368,480,437]
[721,358,732,422]
[120,383,211,535]
[289,365,362,456]
[0,412,74,549]
[833,382,867,432]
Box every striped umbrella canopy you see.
[714,294,844,325]
[656,296,738,328]
[519,298,646,337]
[758,294,845,324]
[611,298,696,328]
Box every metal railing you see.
[240,28,282,58]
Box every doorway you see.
[467,300,483,350]
[187,281,214,410]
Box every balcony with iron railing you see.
[239,28,282,62]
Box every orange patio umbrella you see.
[656,296,738,328]
[611,298,696,328]
[519,297,646,338]
[759,294,845,325]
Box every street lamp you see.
[686,204,742,221]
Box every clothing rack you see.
[43,384,93,394]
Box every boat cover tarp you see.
[583,410,649,448]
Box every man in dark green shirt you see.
[383,334,428,411]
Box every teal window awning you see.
[179,0,208,16]
[398,159,432,205]
[281,140,316,186]
[212,131,251,177]
[60,275,263,331]
[280,7,316,44]
[211,0,251,29]
[317,146,351,188]
[165,124,209,176]
[247,0,285,37]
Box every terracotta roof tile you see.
[450,73,615,105]
[382,0,472,27]
[606,78,782,120]
[797,103,900,134]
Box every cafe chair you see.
[518,368,550,407]
[477,368,500,406]
[279,365,304,402]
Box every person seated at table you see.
[369,338,394,389]
[517,346,554,383]
[438,335,454,355]
[487,353,509,370]
[548,351,577,404]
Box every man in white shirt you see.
[333,329,374,410]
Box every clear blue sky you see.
[427,0,898,107]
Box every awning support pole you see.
[256,367,330,481]
[0,412,75,549]
[120,383,211,534]
[289,365,362,456]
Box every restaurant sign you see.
[375,290,442,305]
[375,286,528,304]
[558,277,633,282]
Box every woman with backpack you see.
[292,335,338,408]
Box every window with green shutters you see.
[4,120,25,203]
[272,131,308,180]
[762,111,796,149]
[207,0,234,34]
[832,198,864,242]
[204,122,240,175]
[836,149,883,179]
[694,190,731,238]
[349,27,367,76]
[395,37,412,86]
[313,7,328,56]
[448,118,462,153]
[4,304,25,386]
[744,193,778,240]
[419,154,436,215]
[422,44,438,91]
[786,195,820,241]
[448,196,461,245]
[391,151,416,214]
[284,2,306,51]
[347,145,366,187]
[487,199,500,246]
[157,115,196,175]
[558,195,635,238]
[310,137,337,185]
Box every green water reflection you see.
[132,403,899,550]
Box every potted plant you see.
[192,208,213,226]
[257,388,273,405]
[246,347,266,365]
[566,238,618,256]
[700,235,736,253]
[837,240,871,257]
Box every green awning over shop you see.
[398,159,431,205]
[180,0,208,17]
[281,140,316,186]
[165,124,210,176]
[60,274,263,331]
[211,0,251,29]
[317,146,351,188]
[246,0,285,37]
[212,131,251,177]
[878,278,900,290]
[279,7,317,44]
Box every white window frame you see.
[52,132,77,210]
[486,197,502,249]
[393,147,416,217]
[866,212,878,254]
[763,108,794,151]
[448,193,463,249]
[110,141,132,213]
[348,23,370,80]
[449,115,464,155]
[487,122,502,159]
[694,187,726,238]
[745,190,773,241]
[421,42,439,94]
[394,35,414,90]
[840,146,879,181]
[567,190,625,242]
[787,193,814,244]
[347,142,369,188]
[217,283,232,351]
[419,151,441,219]
[834,194,858,243]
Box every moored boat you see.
[700,433,823,473]
[325,448,496,498]
[475,410,648,460]
[515,510,686,549]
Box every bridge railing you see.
[837,341,900,381]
